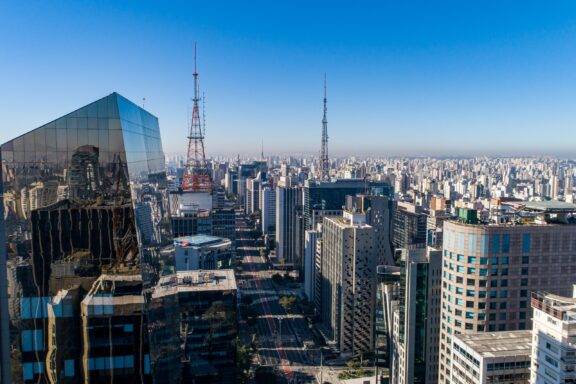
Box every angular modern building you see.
[0,93,181,383]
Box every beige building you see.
[321,210,377,356]
[439,201,576,383]
[451,331,531,384]
[530,290,576,384]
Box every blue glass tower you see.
[0,93,180,383]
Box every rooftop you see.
[505,200,576,214]
[174,235,230,248]
[176,269,237,292]
[454,330,532,359]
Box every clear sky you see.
[2,1,576,157]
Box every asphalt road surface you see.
[236,214,320,383]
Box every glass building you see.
[0,93,181,384]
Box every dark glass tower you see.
[0,93,180,384]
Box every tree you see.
[278,295,297,312]
[235,337,251,383]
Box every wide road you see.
[236,213,319,383]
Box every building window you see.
[479,257,488,265]
[502,234,510,253]
[21,330,43,352]
[491,235,500,254]
[468,256,477,264]
[65,360,75,377]
[522,233,531,253]
[522,256,529,264]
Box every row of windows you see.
[88,355,135,370]
[453,342,480,368]
[444,232,532,255]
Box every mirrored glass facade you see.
[0,93,180,383]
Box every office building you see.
[392,201,427,250]
[260,184,276,235]
[0,93,180,384]
[245,177,261,215]
[321,210,377,356]
[451,331,531,384]
[153,270,238,384]
[174,235,233,271]
[303,178,393,231]
[304,227,322,302]
[438,201,576,384]
[530,290,576,384]
[212,207,236,245]
[375,265,401,374]
[390,247,442,384]
[346,194,395,265]
[275,186,302,266]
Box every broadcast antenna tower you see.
[182,43,212,192]
[320,75,330,181]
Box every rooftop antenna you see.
[181,42,212,192]
[320,73,330,181]
[142,97,146,109]
[261,139,264,160]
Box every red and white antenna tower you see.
[181,43,212,192]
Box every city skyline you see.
[3,1,576,156]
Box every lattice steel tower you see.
[320,75,330,181]
[182,43,212,192]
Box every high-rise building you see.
[153,270,238,384]
[304,227,322,302]
[303,179,393,232]
[0,93,181,384]
[174,235,233,271]
[451,331,531,384]
[531,290,576,384]
[260,184,276,235]
[275,186,302,266]
[245,177,261,215]
[320,210,377,356]
[438,201,576,384]
[390,247,441,384]
[392,201,427,250]
[346,194,395,265]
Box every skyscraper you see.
[390,247,442,384]
[438,201,576,384]
[530,290,576,384]
[321,210,378,356]
[0,93,180,383]
[275,185,303,266]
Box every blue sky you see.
[2,1,576,156]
